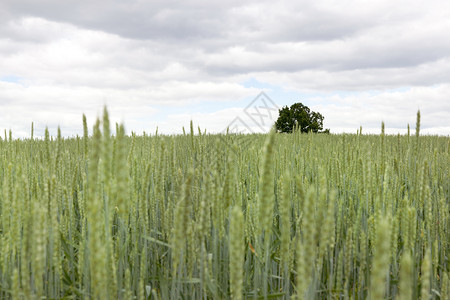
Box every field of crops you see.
[0,109,448,299]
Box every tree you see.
[275,102,327,133]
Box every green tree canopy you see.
[275,103,327,133]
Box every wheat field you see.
[0,109,448,299]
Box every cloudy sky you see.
[1,0,449,138]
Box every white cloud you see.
[311,84,450,134]
[0,0,449,137]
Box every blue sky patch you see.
[0,75,23,84]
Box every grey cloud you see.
[1,0,449,136]
[2,0,450,77]
[247,56,450,91]
[1,0,244,41]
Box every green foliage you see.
[0,109,448,299]
[275,102,326,133]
